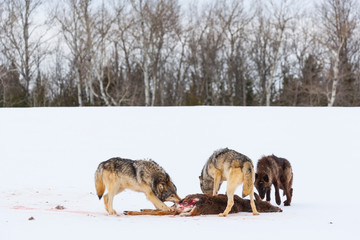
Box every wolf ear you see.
[263,174,269,183]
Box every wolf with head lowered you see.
[95,158,181,215]
[199,148,259,216]
[254,155,293,206]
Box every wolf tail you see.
[242,161,255,197]
[95,166,105,200]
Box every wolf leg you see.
[103,194,110,213]
[145,191,169,211]
[103,193,117,215]
[104,182,121,215]
[274,181,281,205]
[106,195,117,215]
[284,174,293,206]
[266,188,271,202]
[219,169,240,217]
[283,191,291,206]
[283,185,292,206]
[219,187,235,217]
[249,187,259,215]
[213,169,222,196]
[283,169,293,206]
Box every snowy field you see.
[0,107,359,240]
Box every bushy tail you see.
[95,166,105,200]
[242,161,255,197]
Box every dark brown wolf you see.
[124,193,282,216]
[95,158,181,215]
[254,155,293,206]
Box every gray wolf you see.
[95,157,181,215]
[199,148,259,216]
[254,155,293,206]
[124,193,281,216]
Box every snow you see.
[0,106,359,239]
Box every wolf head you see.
[254,173,271,199]
[199,175,214,195]
[152,173,181,203]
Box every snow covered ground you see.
[0,107,359,239]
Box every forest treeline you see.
[0,0,359,107]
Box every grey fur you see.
[95,157,180,215]
[200,148,253,194]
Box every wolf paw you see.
[219,213,228,217]
[161,206,171,211]
[284,200,291,206]
[108,210,117,215]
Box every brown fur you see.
[255,155,293,206]
[124,193,282,216]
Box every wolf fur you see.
[255,155,293,206]
[124,193,281,216]
[199,148,259,216]
[95,157,181,215]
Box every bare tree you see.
[0,0,359,107]
[48,39,79,106]
[185,2,225,105]
[166,22,189,105]
[277,5,327,106]
[111,3,137,105]
[55,0,122,106]
[130,0,180,106]
[78,0,123,106]
[54,0,86,106]
[250,0,298,106]
[215,0,253,105]
[130,0,150,106]
[315,0,359,106]
[0,0,48,106]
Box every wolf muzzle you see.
[258,189,266,199]
[166,193,181,203]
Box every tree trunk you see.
[23,0,31,105]
[266,28,284,106]
[151,73,157,106]
[328,57,339,107]
[76,69,83,106]
[143,51,150,106]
